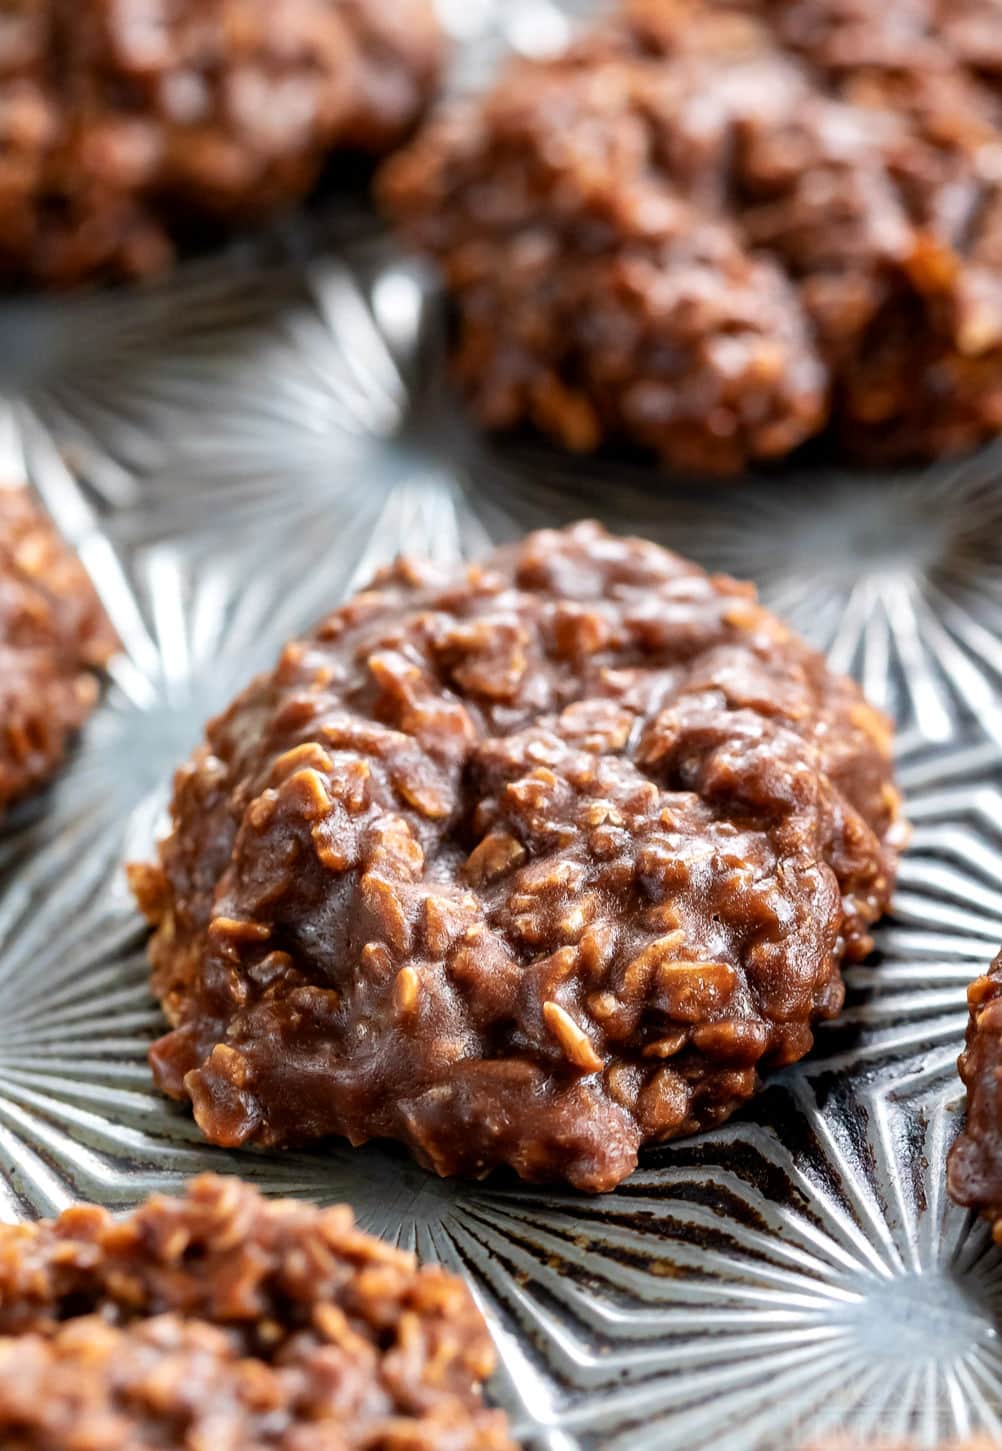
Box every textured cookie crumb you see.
[0,488,115,816]
[0,1174,513,1450]
[131,521,906,1192]
[0,0,444,289]
[381,0,1002,472]
[948,944,1002,1241]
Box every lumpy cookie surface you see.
[131,523,905,1191]
[948,945,1002,1240]
[0,488,115,816]
[380,0,1002,473]
[0,0,443,289]
[0,1174,512,1450]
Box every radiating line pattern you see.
[0,2,1001,1446]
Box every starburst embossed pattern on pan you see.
[127,523,906,1192]
[804,1440,1002,1450]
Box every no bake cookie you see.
[0,488,114,816]
[381,0,1002,473]
[948,944,1002,1240]
[0,1174,511,1450]
[0,0,444,288]
[130,522,906,1191]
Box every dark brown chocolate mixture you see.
[130,523,906,1192]
[0,0,443,289]
[0,487,115,816]
[948,944,1002,1240]
[381,0,1002,473]
[0,1174,512,1450]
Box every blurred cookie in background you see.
[382,0,1002,474]
[0,487,114,817]
[0,0,444,289]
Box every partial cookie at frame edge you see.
[0,0,445,289]
[948,944,1002,1240]
[0,487,115,817]
[0,1173,513,1450]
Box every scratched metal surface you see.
[1,2,1001,1447]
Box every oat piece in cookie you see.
[130,522,906,1192]
[0,1174,513,1451]
[380,0,1002,473]
[948,944,1002,1240]
[0,0,444,289]
[0,488,115,816]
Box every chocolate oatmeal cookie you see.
[0,1175,512,1450]
[0,488,115,816]
[380,0,1002,473]
[948,944,1002,1240]
[0,0,443,289]
[130,523,906,1192]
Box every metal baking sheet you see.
[2,3,1002,1447]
